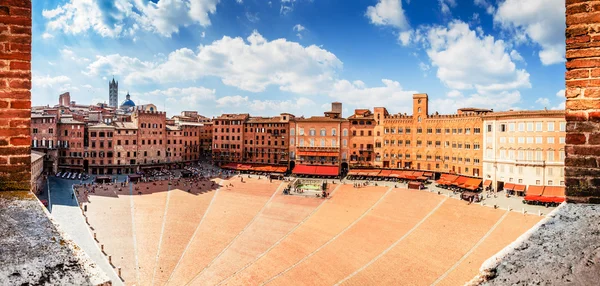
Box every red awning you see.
[526,185,545,196]
[416,176,428,181]
[348,170,361,175]
[504,183,515,190]
[315,166,339,176]
[543,186,566,199]
[413,171,424,177]
[423,172,433,177]
[483,180,492,187]
[379,170,393,177]
[513,184,526,192]
[292,164,317,175]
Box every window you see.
[343,129,348,136]
[320,129,326,136]
[310,138,314,147]
[518,137,525,144]
[299,128,304,135]
[332,128,336,136]
[547,150,554,161]
[547,137,555,144]
[290,128,295,136]
[536,137,542,144]
[509,137,515,144]
[548,180,553,186]
[500,124,506,132]
[518,123,525,131]
[320,139,325,147]
[343,139,347,147]
[548,122,555,131]
[508,123,515,131]
[527,137,533,144]
[527,122,533,131]
[487,125,492,132]
[559,137,565,144]
[500,137,506,143]
[310,129,316,136]
[474,128,481,134]
[559,122,566,131]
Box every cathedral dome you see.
[120,92,135,109]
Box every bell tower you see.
[109,77,118,107]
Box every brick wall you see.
[565,0,600,203]
[0,0,31,191]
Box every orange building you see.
[289,103,350,176]
[131,108,167,168]
[57,116,85,174]
[243,115,292,165]
[373,94,491,178]
[113,121,138,174]
[212,114,249,164]
[348,109,376,168]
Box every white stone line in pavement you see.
[166,179,222,286]
[217,183,344,286]
[431,209,511,286]
[261,186,394,286]
[151,181,172,286]
[129,183,141,285]
[186,181,285,286]
[334,196,449,286]
[69,183,124,286]
[47,182,52,213]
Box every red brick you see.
[0,146,28,156]
[0,157,7,165]
[566,26,589,37]
[566,35,591,45]
[567,0,590,5]
[9,118,28,127]
[566,133,587,145]
[0,127,28,137]
[9,7,30,17]
[9,156,29,165]
[1,0,31,9]
[8,79,30,89]
[585,87,600,98]
[0,6,8,16]
[567,12,600,25]
[566,79,600,87]
[10,100,29,109]
[566,99,600,110]
[0,109,29,118]
[8,43,30,52]
[568,121,600,132]
[0,34,30,45]
[0,51,30,61]
[9,25,30,35]
[566,145,600,156]
[9,60,28,70]
[592,68,600,78]
[566,87,582,98]
[566,110,588,121]
[566,58,600,69]
[0,60,6,69]
[567,41,600,49]
[0,26,8,34]
[0,70,30,79]
[0,139,8,146]
[0,90,29,99]
[590,111,600,122]
[565,157,598,168]
[567,48,600,59]
[566,69,589,79]
[0,16,30,27]
[0,100,7,108]
[567,3,589,15]
[9,136,29,146]
[589,133,600,145]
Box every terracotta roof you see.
[215,113,249,120]
[294,116,347,122]
[113,122,138,129]
[247,116,282,123]
[58,117,85,124]
[483,109,565,118]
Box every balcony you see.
[296,146,340,152]
[515,159,546,166]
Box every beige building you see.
[31,151,45,194]
[482,110,566,194]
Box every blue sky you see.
[32,0,566,117]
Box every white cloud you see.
[246,12,260,23]
[535,97,550,107]
[439,0,457,15]
[60,48,90,63]
[556,89,565,97]
[148,86,217,112]
[87,30,342,94]
[474,0,495,14]
[42,0,221,38]
[200,31,206,38]
[365,0,409,30]
[510,50,524,62]
[398,30,412,46]
[216,95,314,113]
[494,0,566,65]
[551,101,565,110]
[328,79,418,114]
[33,75,71,88]
[415,20,531,95]
[216,95,248,107]
[447,90,462,98]
[293,24,305,32]
[42,33,54,39]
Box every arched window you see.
[320,128,326,136]
[310,128,315,136]
[320,139,325,147]
[290,128,295,136]
[331,139,336,146]
[418,116,422,122]
[343,129,348,136]
[343,139,347,147]
[290,138,295,146]
[332,128,336,136]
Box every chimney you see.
[331,102,342,115]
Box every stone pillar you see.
[0,0,32,191]
[565,0,600,203]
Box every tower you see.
[413,93,428,123]
[109,77,118,108]
[58,92,70,107]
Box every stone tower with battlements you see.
[109,77,118,108]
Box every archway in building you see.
[289,161,295,174]
[341,162,349,175]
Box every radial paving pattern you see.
[77,177,542,286]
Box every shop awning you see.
[542,186,566,203]
[366,170,381,176]
[379,170,393,177]
[348,170,361,175]
[524,185,545,201]
[292,164,317,175]
[416,176,428,181]
[423,172,433,177]
[504,183,515,191]
[413,171,424,177]
[315,165,339,176]
[483,180,492,187]
[513,184,526,192]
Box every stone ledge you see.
[471,203,600,285]
[0,191,110,285]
